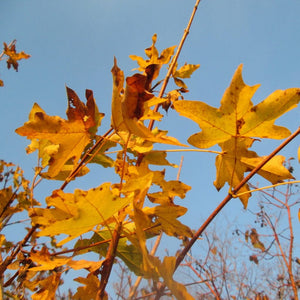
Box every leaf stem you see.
[234,180,300,197]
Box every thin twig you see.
[148,0,202,131]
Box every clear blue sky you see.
[1,0,300,296]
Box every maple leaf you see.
[3,40,30,72]
[74,274,102,300]
[129,34,176,71]
[16,87,104,178]
[31,273,61,300]
[173,63,200,89]
[111,57,127,131]
[31,183,132,245]
[146,205,193,238]
[174,64,300,206]
[149,256,194,300]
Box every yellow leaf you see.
[174,65,299,206]
[16,88,103,178]
[111,57,127,131]
[174,77,188,89]
[214,138,258,207]
[174,64,300,148]
[30,247,71,271]
[242,155,294,184]
[144,151,177,167]
[74,274,102,300]
[173,63,200,79]
[146,205,193,238]
[31,183,132,245]
[67,259,103,272]
[129,34,176,71]
[31,273,61,300]
[40,162,89,180]
[150,256,194,300]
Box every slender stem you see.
[0,225,38,276]
[98,221,122,299]
[285,187,298,299]
[235,180,300,197]
[0,40,16,61]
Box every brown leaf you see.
[122,73,153,120]
[3,41,30,72]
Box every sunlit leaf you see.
[31,183,132,245]
[150,256,194,300]
[146,205,192,238]
[74,274,102,300]
[173,63,200,79]
[174,64,299,206]
[16,88,104,178]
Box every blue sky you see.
[1,0,300,296]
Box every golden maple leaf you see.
[31,183,131,245]
[174,64,300,207]
[15,87,103,178]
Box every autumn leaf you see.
[31,273,61,300]
[129,34,176,72]
[145,205,193,238]
[31,183,132,245]
[150,256,194,300]
[246,228,266,252]
[16,87,104,178]
[3,40,30,72]
[174,64,299,206]
[74,274,102,300]
[173,63,200,79]
[173,63,200,89]
[121,72,185,146]
[111,57,127,131]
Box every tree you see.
[1,1,300,299]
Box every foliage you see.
[0,40,30,86]
[1,2,300,299]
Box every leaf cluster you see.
[1,32,299,299]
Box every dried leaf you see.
[3,41,30,72]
